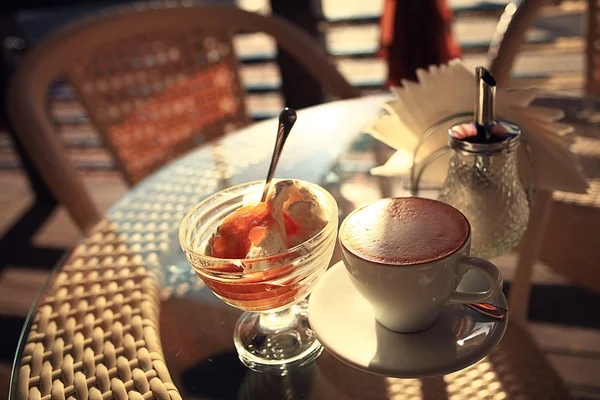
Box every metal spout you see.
[475,66,496,139]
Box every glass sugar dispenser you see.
[438,67,530,259]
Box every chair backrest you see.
[69,27,249,185]
[7,2,360,233]
[488,0,553,87]
[489,0,596,92]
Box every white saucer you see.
[308,261,508,378]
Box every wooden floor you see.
[1,170,600,399]
[0,171,126,313]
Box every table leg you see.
[508,190,553,323]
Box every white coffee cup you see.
[339,198,502,333]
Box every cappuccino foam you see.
[340,197,469,265]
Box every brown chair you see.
[7,2,360,235]
[488,0,600,321]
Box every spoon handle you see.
[261,108,297,202]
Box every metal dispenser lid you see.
[449,66,521,155]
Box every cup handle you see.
[447,256,500,304]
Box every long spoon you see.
[261,107,297,202]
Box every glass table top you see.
[13,94,597,399]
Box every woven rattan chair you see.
[7,2,359,235]
[489,0,600,317]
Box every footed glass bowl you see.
[179,180,338,373]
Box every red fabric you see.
[379,0,461,86]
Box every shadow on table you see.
[159,289,386,400]
[158,256,571,400]
[158,257,574,400]
[160,290,318,400]
[160,292,241,399]
[157,272,441,399]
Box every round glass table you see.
[12,95,592,399]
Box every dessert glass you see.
[179,180,338,373]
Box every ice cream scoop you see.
[206,108,326,262]
[208,180,326,260]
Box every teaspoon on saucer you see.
[466,302,507,320]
